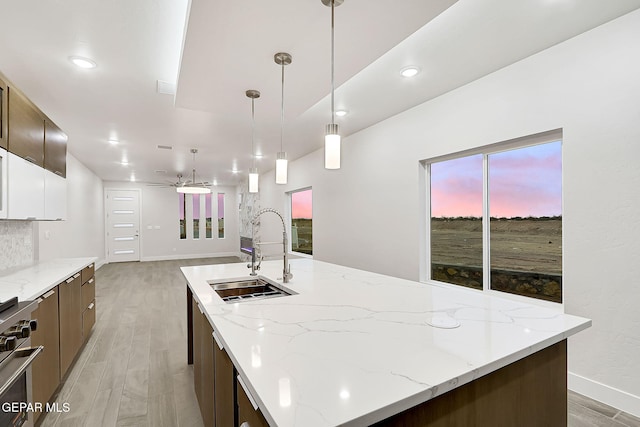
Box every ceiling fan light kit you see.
[175,148,211,194]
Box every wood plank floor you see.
[38,258,640,427]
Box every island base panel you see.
[374,339,567,427]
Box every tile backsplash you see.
[0,221,33,271]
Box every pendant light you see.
[323,0,344,170]
[246,89,261,193]
[274,52,292,184]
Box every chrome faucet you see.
[250,208,293,283]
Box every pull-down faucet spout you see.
[250,208,293,283]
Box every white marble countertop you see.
[182,259,591,427]
[0,257,97,302]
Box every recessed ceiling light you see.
[69,56,97,69]
[108,139,119,145]
[130,175,136,182]
[213,179,218,186]
[254,153,263,159]
[121,160,129,166]
[400,66,420,78]
[232,168,239,174]
[335,110,348,117]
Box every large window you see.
[290,188,312,255]
[427,135,562,303]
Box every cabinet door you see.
[0,76,7,150]
[192,298,202,407]
[44,119,66,177]
[59,273,82,379]
[7,88,44,166]
[44,169,66,220]
[7,152,45,219]
[213,331,235,427]
[201,314,215,427]
[31,287,60,424]
[237,377,269,427]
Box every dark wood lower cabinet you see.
[373,340,567,427]
[237,378,269,427]
[192,297,215,427]
[214,336,235,427]
[58,273,82,379]
[31,287,60,424]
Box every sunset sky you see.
[431,141,562,218]
[291,189,313,219]
[179,193,225,220]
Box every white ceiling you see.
[1,0,639,186]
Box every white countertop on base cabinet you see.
[182,259,591,427]
[0,257,97,301]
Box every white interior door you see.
[106,189,141,262]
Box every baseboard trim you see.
[95,258,108,270]
[140,252,241,262]
[569,372,640,417]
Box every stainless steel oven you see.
[0,298,41,427]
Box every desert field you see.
[431,217,562,274]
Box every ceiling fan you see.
[147,149,211,194]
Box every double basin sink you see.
[208,276,295,303]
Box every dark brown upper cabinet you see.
[45,119,67,177]
[0,75,7,150]
[8,87,45,167]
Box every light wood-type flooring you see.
[38,258,640,427]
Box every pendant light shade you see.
[249,167,259,193]
[274,52,292,184]
[276,152,288,184]
[324,124,341,170]
[323,0,344,170]
[246,90,261,193]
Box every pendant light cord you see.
[331,0,335,126]
[280,60,285,152]
[251,97,256,169]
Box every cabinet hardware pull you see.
[73,273,80,279]
[237,375,259,410]
[25,156,37,164]
[88,303,95,310]
[65,277,74,284]
[89,264,94,268]
[26,217,36,220]
[43,290,55,299]
[37,298,43,304]
[54,170,63,176]
[212,331,223,350]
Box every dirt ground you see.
[431,217,562,275]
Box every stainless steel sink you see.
[208,276,295,303]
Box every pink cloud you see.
[292,190,312,219]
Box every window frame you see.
[287,187,313,258]
[421,129,563,309]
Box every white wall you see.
[103,182,239,261]
[36,154,105,265]
[259,10,640,415]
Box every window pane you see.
[205,193,212,239]
[193,194,200,239]
[291,189,312,255]
[179,193,186,240]
[489,141,562,302]
[217,193,225,238]
[430,155,483,289]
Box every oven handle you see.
[0,346,44,396]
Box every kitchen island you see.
[182,259,590,427]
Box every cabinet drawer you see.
[81,263,95,284]
[81,277,95,308]
[82,301,96,342]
